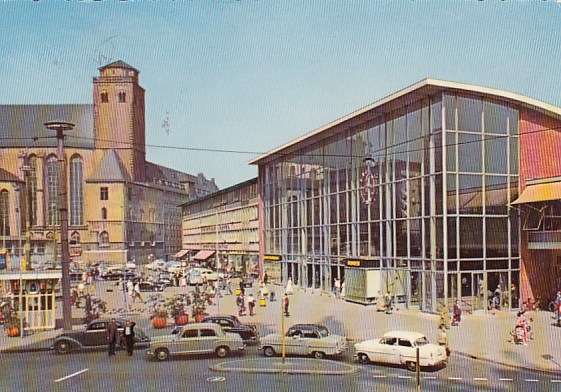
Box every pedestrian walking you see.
[511,283,519,308]
[437,326,450,357]
[225,278,233,295]
[127,280,134,300]
[133,282,144,304]
[333,278,341,299]
[247,293,256,316]
[236,292,246,316]
[285,277,293,295]
[341,280,346,299]
[452,300,462,326]
[124,320,136,356]
[283,293,290,317]
[263,272,269,285]
[106,318,119,356]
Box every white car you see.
[145,260,166,271]
[188,268,218,285]
[354,330,447,371]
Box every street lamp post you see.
[45,121,75,331]
[21,164,32,271]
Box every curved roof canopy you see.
[249,79,561,166]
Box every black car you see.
[102,270,137,281]
[240,276,255,288]
[201,314,259,343]
[51,318,150,354]
[137,281,165,292]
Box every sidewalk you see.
[2,279,560,375]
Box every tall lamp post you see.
[45,121,75,331]
[21,164,32,271]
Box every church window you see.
[46,155,59,226]
[101,207,107,220]
[118,92,126,103]
[28,156,38,226]
[0,189,10,236]
[70,155,83,226]
[101,92,108,103]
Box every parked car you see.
[240,275,254,288]
[102,269,137,281]
[260,324,347,359]
[201,314,259,343]
[354,330,447,371]
[52,318,150,354]
[164,261,182,273]
[188,268,218,285]
[145,260,166,271]
[137,281,165,292]
[145,323,245,361]
[156,272,172,286]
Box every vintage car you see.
[201,314,259,343]
[52,318,150,354]
[146,323,245,361]
[259,324,347,359]
[188,268,218,285]
[240,275,255,288]
[137,281,166,292]
[354,330,447,371]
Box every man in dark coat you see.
[106,318,119,356]
[124,320,136,356]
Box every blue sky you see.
[1,1,561,188]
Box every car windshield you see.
[415,337,429,346]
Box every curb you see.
[210,358,359,376]
[452,350,561,377]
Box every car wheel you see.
[216,346,230,358]
[357,353,370,364]
[312,351,325,359]
[155,348,170,361]
[406,361,417,372]
[263,346,276,357]
[55,340,72,354]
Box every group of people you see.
[106,318,136,356]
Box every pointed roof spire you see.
[99,60,139,73]
[87,149,131,183]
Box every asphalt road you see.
[1,343,559,391]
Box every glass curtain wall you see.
[261,91,520,313]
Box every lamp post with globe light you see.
[45,121,75,331]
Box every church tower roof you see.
[98,60,139,73]
[87,149,131,183]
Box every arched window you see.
[0,189,10,236]
[118,92,126,103]
[99,231,109,247]
[100,92,108,103]
[28,156,38,226]
[69,155,83,226]
[101,207,107,220]
[70,231,80,245]
[46,155,59,226]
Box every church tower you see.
[93,61,146,181]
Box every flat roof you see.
[249,78,561,166]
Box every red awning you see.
[193,250,216,261]
[174,249,190,259]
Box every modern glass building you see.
[251,79,561,313]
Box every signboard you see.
[263,255,282,261]
[345,259,381,269]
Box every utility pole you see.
[45,121,75,331]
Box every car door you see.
[377,337,399,364]
[284,329,304,355]
[175,327,199,354]
[199,328,219,353]
[397,338,415,364]
[83,321,107,346]
[300,330,320,356]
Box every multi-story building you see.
[180,178,259,274]
[0,61,218,267]
[250,79,561,313]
